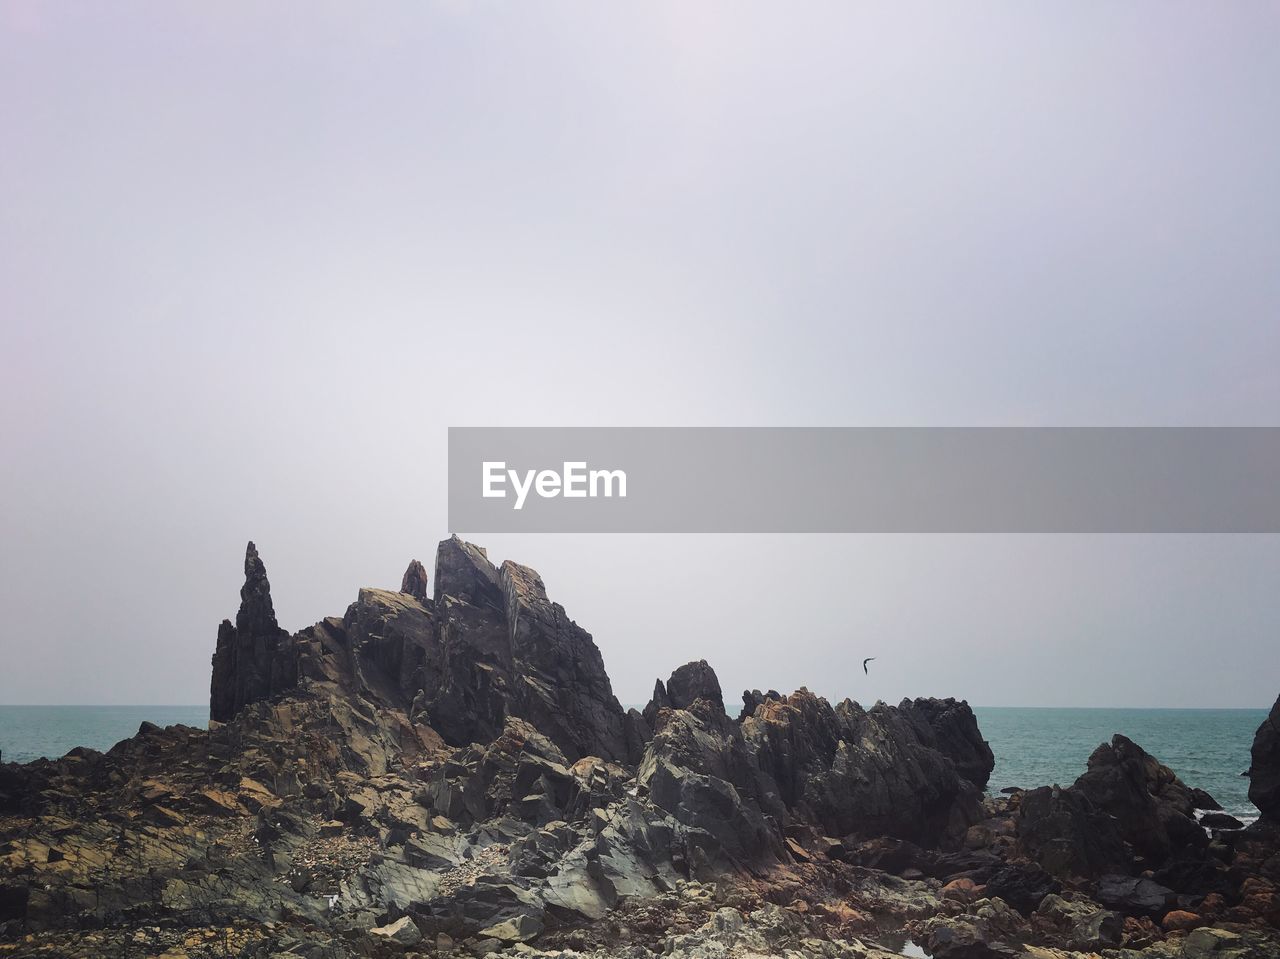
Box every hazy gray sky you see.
[2,3,1278,708]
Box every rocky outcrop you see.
[423,538,630,763]
[638,692,786,872]
[1072,735,1211,867]
[664,659,724,713]
[497,559,629,762]
[208,536,630,765]
[1016,784,1132,878]
[742,691,984,848]
[1249,694,1280,824]
[1016,734,1216,883]
[399,558,429,603]
[209,542,297,722]
[639,675,986,858]
[5,538,1278,958]
[901,697,995,789]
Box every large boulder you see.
[643,660,724,728]
[1071,735,1209,867]
[740,689,984,848]
[812,700,984,847]
[1094,874,1176,917]
[1017,784,1132,878]
[665,660,725,713]
[901,697,996,790]
[1248,694,1280,824]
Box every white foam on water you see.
[1194,806,1259,837]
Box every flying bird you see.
[863,657,876,675]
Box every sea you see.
[0,705,1266,823]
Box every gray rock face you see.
[369,915,422,945]
[1016,734,1215,880]
[741,691,985,848]
[664,660,724,713]
[210,535,630,764]
[1016,784,1132,879]
[1248,694,1280,823]
[901,697,995,790]
[1071,735,1209,867]
[1034,893,1123,951]
[400,558,429,603]
[638,696,786,871]
[209,542,297,722]
[1094,874,1176,916]
[424,538,629,762]
[634,676,987,867]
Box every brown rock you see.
[1161,910,1202,931]
[942,877,978,903]
[194,788,242,816]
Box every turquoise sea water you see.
[0,705,1267,821]
[974,706,1265,823]
[0,705,209,765]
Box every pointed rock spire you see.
[236,541,279,635]
[400,558,429,603]
[210,541,295,723]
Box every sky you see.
[2,2,1278,709]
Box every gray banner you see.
[448,427,1280,533]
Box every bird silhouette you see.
[863,657,876,675]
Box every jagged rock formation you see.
[2,536,1278,958]
[740,690,987,847]
[1250,693,1280,824]
[901,696,996,790]
[664,659,724,713]
[209,542,297,722]
[209,536,630,766]
[427,537,629,763]
[1016,734,1213,883]
[400,558,429,603]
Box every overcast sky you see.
[2,3,1278,709]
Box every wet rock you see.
[1094,874,1176,916]
[1200,812,1246,831]
[1033,893,1122,949]
[918,898,1026,958]
[1182,926,1245,957]
[981,862,1058,916]
[1161,908,1203,931]
[1249,694,1280,824]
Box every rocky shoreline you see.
[2,537,1278,958]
